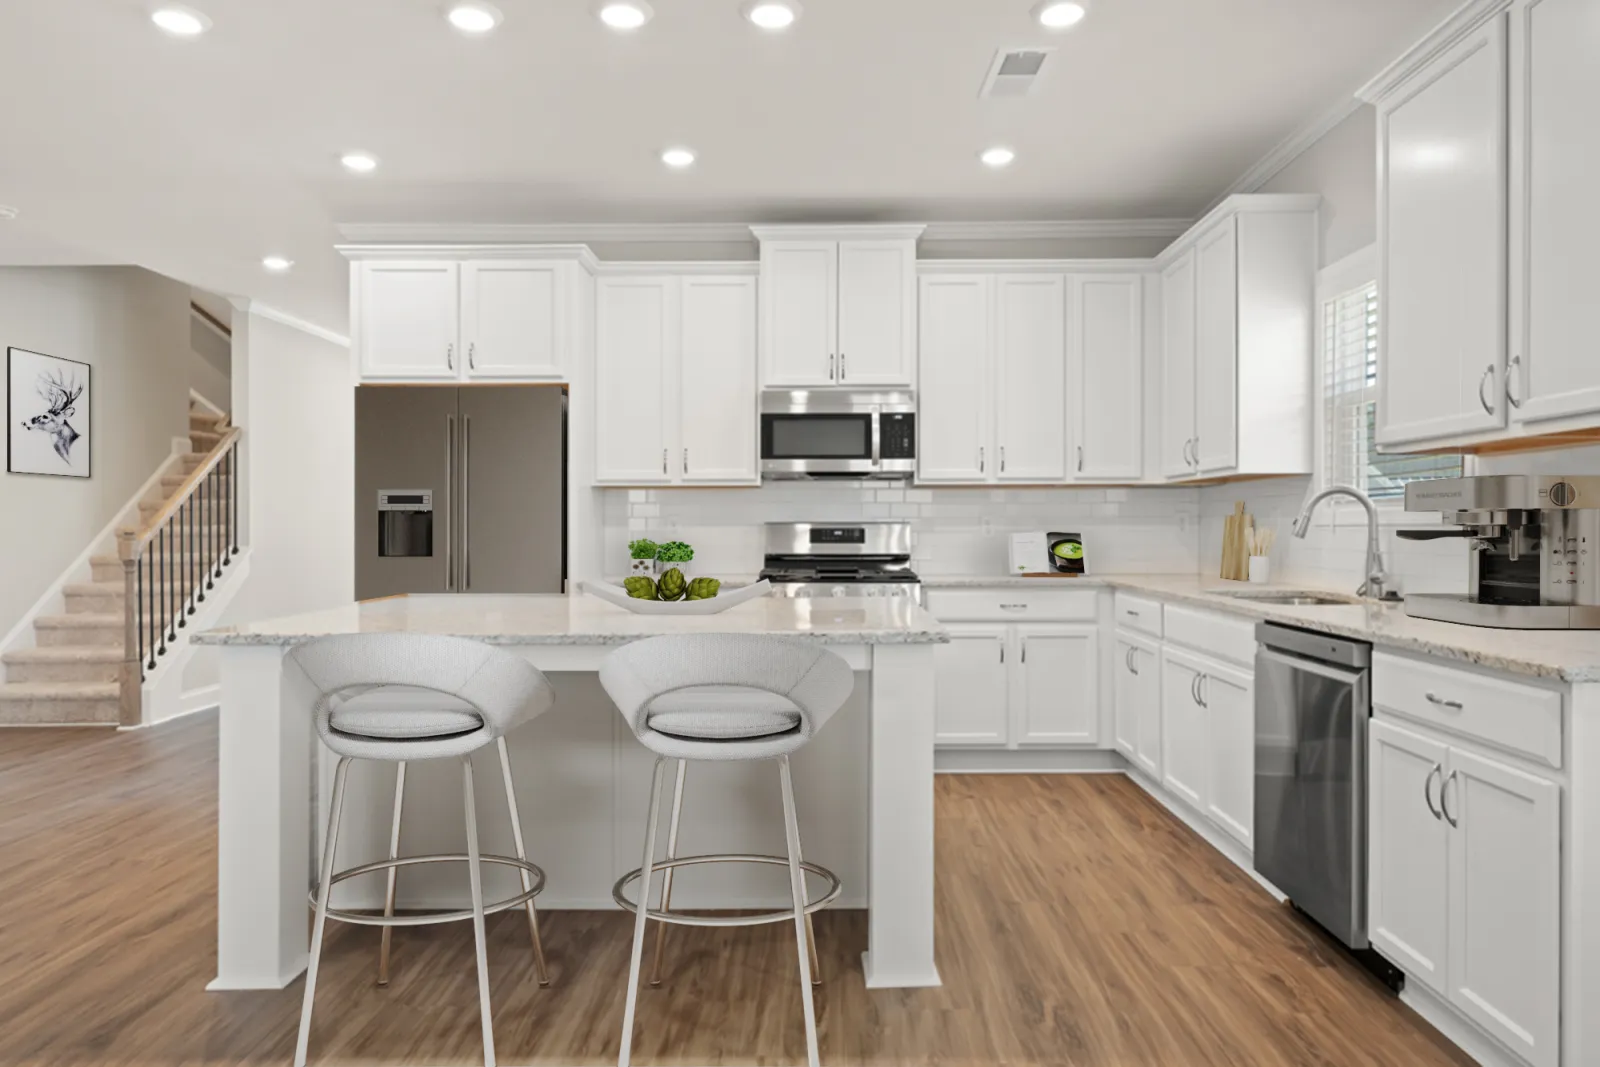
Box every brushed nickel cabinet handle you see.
[839,352,846,381]
[468,342,476,370]
[1505,355,1523,409]
[979,446,985,474]
[1440,769,1460,828]
[1425,692,1464,711]
[1021,639,1028,664]
[1424,763,1443,821]
[1077,445,1084,473]
[1478,364,1496,416]
[1190,674,1201,705]
[829,353,836,381]
[682,448,688,476]
[662,448,668,476]
[447,343,454,371]
[1000,446,1007,473]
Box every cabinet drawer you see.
[1373,653,1562,769]
[925,587,1098,623]
[1114,593,1162,637]
[1163,604,1256,666]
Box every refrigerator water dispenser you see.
[377,490,434,558]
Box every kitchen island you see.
[193,593,947,993]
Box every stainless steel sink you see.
[1210,590,1357,607]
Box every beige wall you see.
[0,266,190,639]
[189,312,232,411]
[1259,106,1378,267]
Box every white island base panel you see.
[201,603,942,993]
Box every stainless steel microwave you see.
[760,391,916,480]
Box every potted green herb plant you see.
[654,541,695,600]
[628,538,659,577]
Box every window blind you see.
[1322,282,1460,501]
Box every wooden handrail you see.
[121,426,242,555]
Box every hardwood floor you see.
[0,714,1476,1066]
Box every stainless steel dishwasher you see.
[1253,622,1372,950]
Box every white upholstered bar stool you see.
[599,634,855,1067]
[288,633,557,1067]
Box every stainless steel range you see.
[758,522,922,604]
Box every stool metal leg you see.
[647,757,687,987]
[779,755,821,1067]
[496,737,551,987]
[461,755,497,1067]
[295,756,352,1067]
[377,760,407,986]
[792,814,823,987]
[619,757,667,1067]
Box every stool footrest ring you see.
[309,853,546,927]
[612,853,842,928]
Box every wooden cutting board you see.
[1220,501,1254,581]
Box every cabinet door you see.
[994,275,1067,482]
[837,241,915,386]
[1377,17,1508,444]
[1193,219,1239,474]
[358,262,460,379]
[1112,636,1140,760]
[761,241,837,386]
[1160,649,1207,809]
[1159,251,1198,479]
[680,276,758,484]
[1202,659,1253,849]
[1014,625,1098,746]
[1071,274,1144,480]
[460,261,561,379]
[933,626,1009,746]
[1509,0,1600,424]
[1114,633,1160,775]
[917,275,992,483]
[1368,719,1451,994]
[1445,746,1560,1067]
[594,278,675,484]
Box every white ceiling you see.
[0,0,1455,333]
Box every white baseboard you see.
[1398,982,1524,1067]
[935,747,1126,774]
[124,684,221,731]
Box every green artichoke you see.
[623,576,657,600]
[686,577,721,601]
[657,567,688,601]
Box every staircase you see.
[0,399,238,726]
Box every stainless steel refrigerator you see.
[356,386,566,600]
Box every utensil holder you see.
[1248,556,1271,584]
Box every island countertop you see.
[194,592,949,647]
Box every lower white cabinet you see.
[1160,649,1209,808]
[1113,631,1161,777]
[1157,646,1255,849]
[1369,718,1560,1067]
[933,621,1097,749]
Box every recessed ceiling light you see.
[340,152,379,174]
[447,3,503,34]
[743,1,801,30]
[262,256,294,272]
[661,147,696,169]
[1033,1,1087,29]
[980,146,1016,168]
[597,1,653,30]
[151,5,211,37]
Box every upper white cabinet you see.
[994,275,1068,482]
[350,250,593,383]
[753,226,920,388]
[1373,15,1509,445]
[917,275,991,483]
[1154,196,1318,481]
[594,273,759,486]
[1071,274,1145,480]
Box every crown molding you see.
[335,243,602,271]
[230,298,350,349]
[1205,93,1366,211]
[921,218,1190,241]
[749,223,928,242]
[1357,0,1512,103]
[917,258,1157,275]
[591,260,759,276]
[336,222,755,245]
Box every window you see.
[1322,278,1461,501]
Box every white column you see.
[208,645,313,990]
[862,642,941,988]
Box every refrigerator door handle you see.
[463,415,472,591]
[445,414,456,591]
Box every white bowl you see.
[580,579,771,615]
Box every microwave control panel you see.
[881,413,916,460]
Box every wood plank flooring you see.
[0,714,1476,1066]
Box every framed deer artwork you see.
[8,347,91,478]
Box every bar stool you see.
[599,634,855,1067]
[288,633,557,1067]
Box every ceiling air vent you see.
[980,47,1054,98]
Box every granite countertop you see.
[922,573,1600,683]
[194,592,949,648]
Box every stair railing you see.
[116,427,242,726]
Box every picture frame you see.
[7,347,92,478]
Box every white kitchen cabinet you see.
[933,626,1010,747]
[1373,15,1509,445]
[1160,648,1208,809]
[1071,274,1144,480]
[1159,250,1198,479]
[460,262,561,379]
[1193,218,1239,474]
[594,274,759,487]
[1370,718,1452,994]
[1114,631,1161,777]
[754,228,919,389]
[1508,0,1600,425]
[917,275,991,482]
[995,275,1068,482]
[357,262,460,379]
[1014,625,1098,746]
[1201,659,1253,849]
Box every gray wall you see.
[0,267,190,640]
[1258,105,1377,267]
[189,312,232,410]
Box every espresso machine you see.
[1400,475,1600,628]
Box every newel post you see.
[118,529,141,728]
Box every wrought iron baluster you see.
[162,522,174,648]
[230,443,239,556]
[135,546,145,679]
[177,500,188,629]
[145,547,156,670]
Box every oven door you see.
[760,411,879,477]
